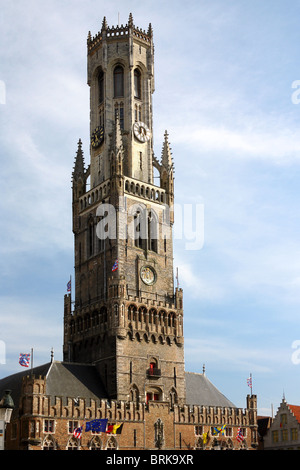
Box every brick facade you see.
[4,373,257,450]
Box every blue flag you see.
[86,418,108,433]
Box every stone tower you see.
[63,14,185,406]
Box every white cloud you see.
[185,333,293,377]
[169,116,300,163]
[174,258,225,301]
[0,129,71,255]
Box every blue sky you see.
[1,0,300,416]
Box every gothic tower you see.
[63,14,185,406]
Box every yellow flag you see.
[112,423,123,434]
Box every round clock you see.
[133,121,151,143]
[140,265,156,286]
[91,126,104,148]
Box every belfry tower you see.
[63,14,185,406]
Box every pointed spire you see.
[73,139,85,177]
[161,130,174,173]
[128,12,134,28]
[101,16,108,32]
[148,23,153,38]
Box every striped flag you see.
[73,426,83,439]
[112,260,118,272]
[106,423,123,434]
[236,427,244,442]
[19,353,30,368]
[67,280,71,292]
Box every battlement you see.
[87,14,153,54]
[19,387,256,428]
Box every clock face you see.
[133,121,151,143]
[140,265,156,286]
[91,126,104,148]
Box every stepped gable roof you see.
[0,361,108,407]
[185,371,236,408]
[287,404,300,423]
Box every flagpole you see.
[31,348,33,374]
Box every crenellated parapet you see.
[174,402,256,427]
[87,13,153,55]
[21,372,256,429]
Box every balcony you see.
[146,368,161,379]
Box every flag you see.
[85,419,108,433]
[219,425,226,435]
[106,423,123,434]
[247,376,252,388]
[211,425,225,436]
[112,260,118,272]
[113,423,123,434]
[212,427,222,435]
[203,431,210,444]
[73,426,83,439]
[19,353,30,367]
[236,427,244,442]
[67,280,71,292]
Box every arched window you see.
[114,65,124,98]
[66,437,80,450]
[134,209,147,250]
[134,68,141,99]
[148,210,158,253]
[130,385,140,404]
[42,435,57,450]
[90,436,102,450]
[98,69,104,104]
[169,388,178,408]
[106,436,118,450]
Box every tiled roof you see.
[45,361,108,403]
[288,404,300,423]
[1,362,235,409]
[0,361,108,407]
[185,371,235,408]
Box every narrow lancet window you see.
[98,70,104,103]
[134,68,141,99]
[114,65,124,98]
